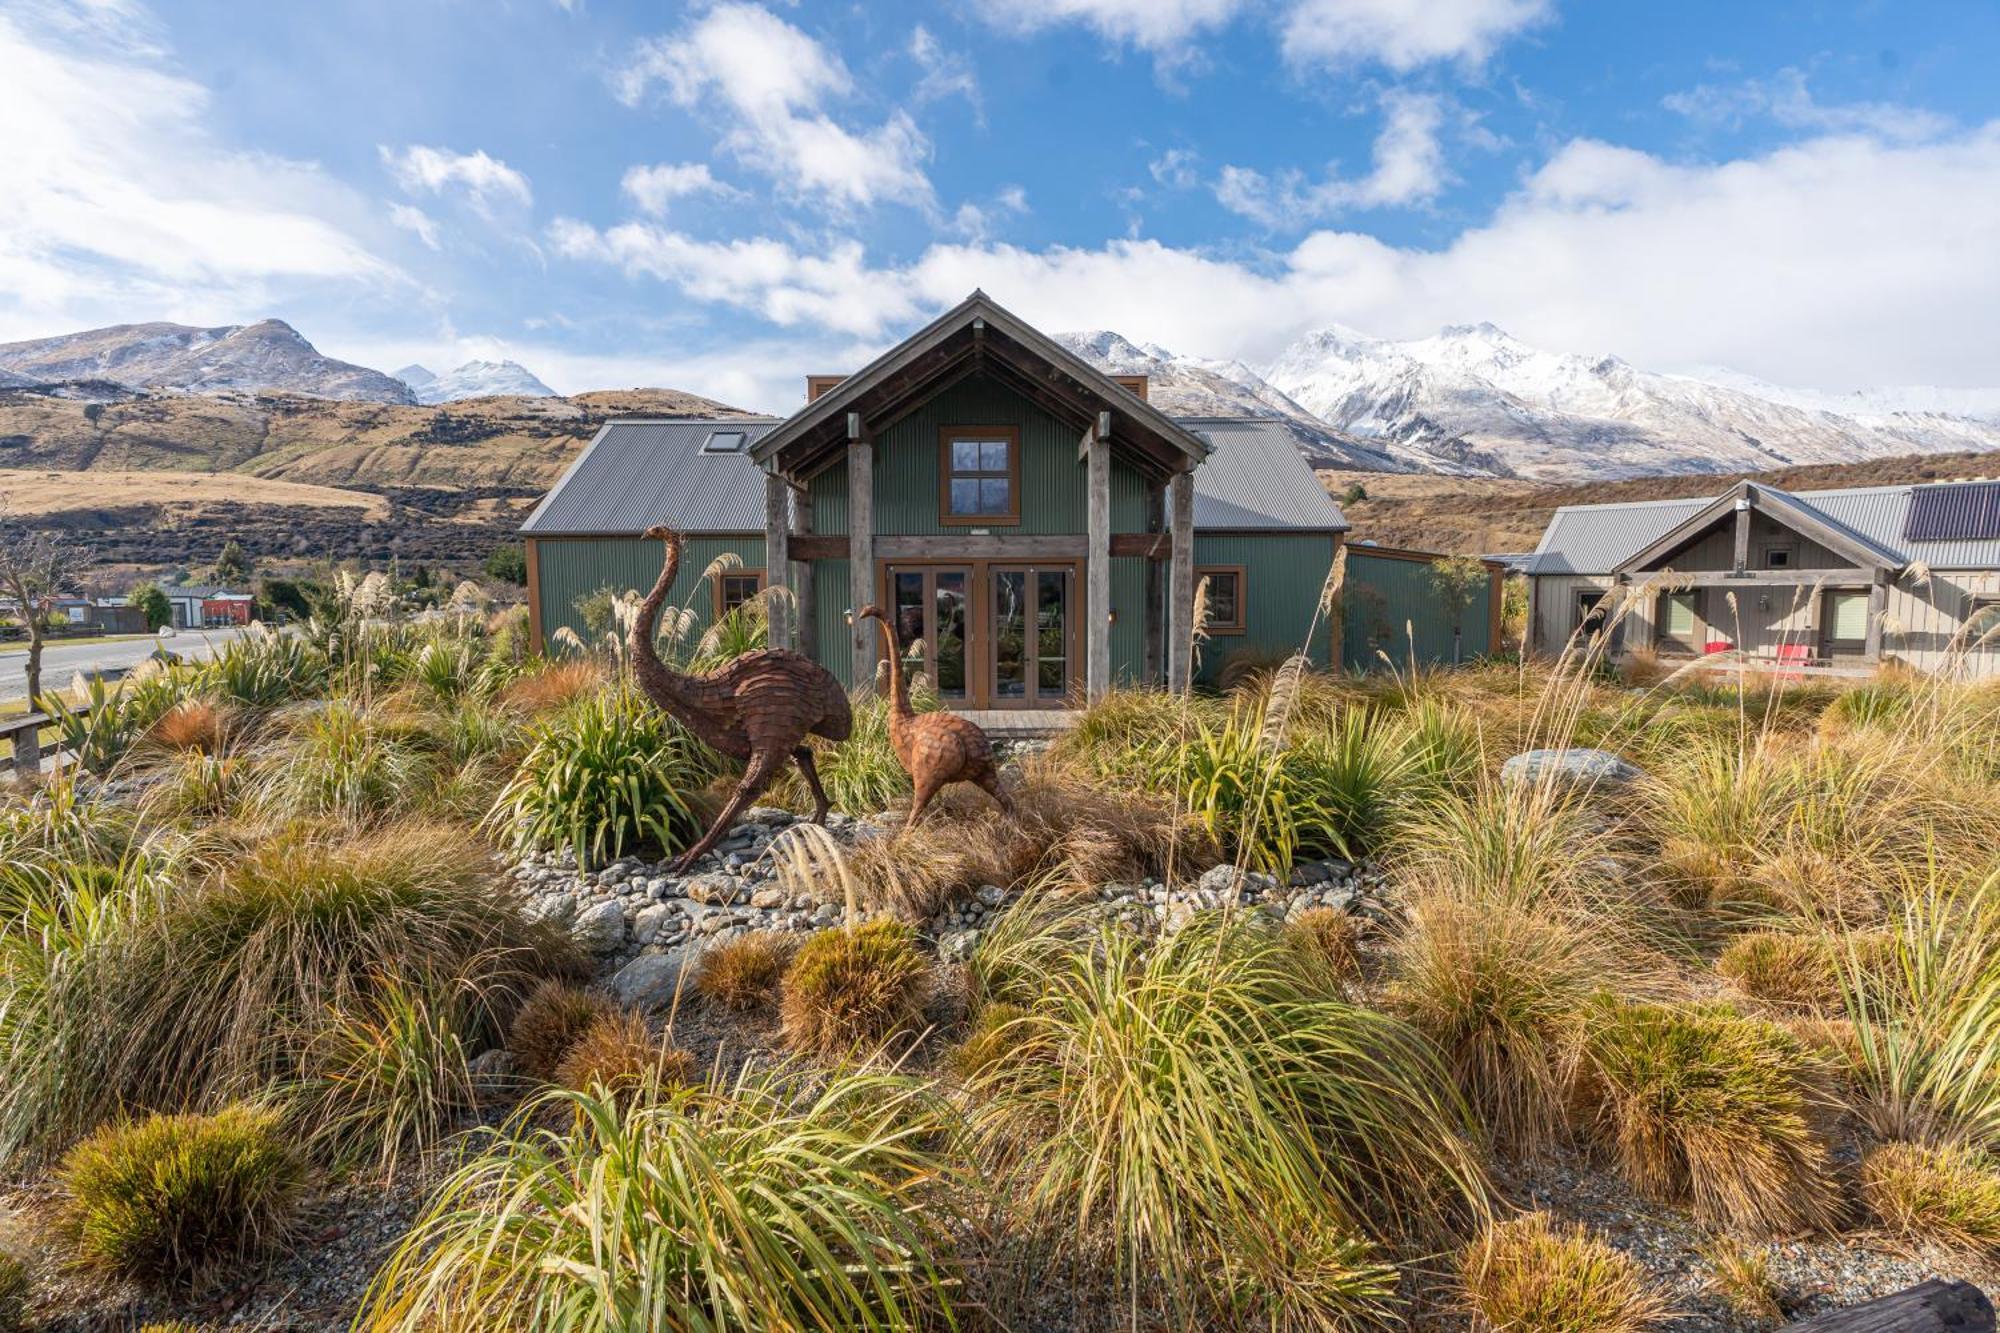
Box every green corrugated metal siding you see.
[872,378,1149,534]
[1112,556,1147,684]
[809,461,847,535]
[1341,550,1495,671]
[812,557,852,688]
[536,536,764,650]
[1192,533,1339,685]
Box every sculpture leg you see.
[793,746,832,825]
[671,750,783,875]
[906,772,943,829]
[976,764,1014,816]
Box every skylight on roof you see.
[702,429,747,454]
[1905,480,2000,543]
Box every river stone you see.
[1197,864,1248,899]
[1499,748,1643,792]
[571,899,626,952]
[610,949,691,1009]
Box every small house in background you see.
[201,593,254,626]
[159,586,252,629]
[521,291,1502,714]
[1525,478,2000,676]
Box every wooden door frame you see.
[881,563,974,708]
[875,556,1083,710]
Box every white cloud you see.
[380,145,533,216]
[1214,89,1446,227]
[948,186,1031,242]
[1149,147,1201,189]
[554,123,2000,392]
[0,4,399,339]
[1280,0,1554,72]
[1664,67,1952,144]
[909,26,980,114]
[614,3,933,212]
[980,0,1241,62]
[619,162,739,215]
[388,203,441,250]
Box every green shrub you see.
[1582,1000,1834,1234]
[780,920,929,1057]
[0,822,567,1160]
[1166,714,1336,872]
[201,629,328,707]
[1861,1141,2000,1255]
[489,687,713,870]
[693,932,795,1013]
[296,976,480,1180]
[1458,1211,1666,1333]
[410,638,482,702]
[357,1069,962,1330]
[507,979,616,1080]
[256,699,435,822]
[56,1104,303,1292]
[965,913,1488,1328]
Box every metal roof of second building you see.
[1182,417,1349,532]
[519,418,779,536]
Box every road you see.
[0,627,252,703]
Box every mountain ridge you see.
[0,320,416,404]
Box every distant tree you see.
[129,582,173,631]
[483,543,528,586]
[1428,554,1490,665]
[82,402,103,425]
[1340,482,1369,505]
[0,505,82,706]
[410,563,434,590]
[574,586,619,642]
[212,539,251,586]
[258,576,333,624]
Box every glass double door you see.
[885,562,1074,708]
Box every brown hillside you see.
[1324,451,2000,556]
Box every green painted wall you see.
[812,557,853,688]
[1192,533,1340,686]
[1112,555,1147,684]
[869,378,1149,535]
[1341,550,1496,672]
[535,536,764,651]
[809,462,847,536]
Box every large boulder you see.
[1499,748,1643,793]
[570,899,627,953]
[610,948,691,1010]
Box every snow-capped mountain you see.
[401,360,556,404]
[1260,322,2000,481]
[0,320,415,403]
[1055,332,1425,473]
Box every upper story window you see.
[939,426,1020,526]
[716,570,765,616]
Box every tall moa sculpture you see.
[629,526,852,872]
[854,605,1012,824]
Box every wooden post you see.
[762,471,791,651]
[523,537,543,653]
[1166,470,1195,693]
[10,715,42,783]
[849,434,876,690]
[792,482,815,660]
[1865,568,1889,662]
[1733,492,1753,575]
[1085,414,1111,702]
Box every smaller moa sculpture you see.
[854,605,1012,824]
[629,526,853,871]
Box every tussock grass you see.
[56,1104,303,1293]
[780,920,930,1057]
[357,1068,964,1331]
[1717,931,1844,1013]
[507,979,616,1081]
[965,910,1488,1328]
[1458,1212,1667,1333]
[1860,1141,2000,1255]
[497,658,604,716]
[1283,906,1363,993]
[1700,1234,1782,1322]
[254,699,435,824]
[692,932,795,1013]
[551,1009,694,1101]
[1582,1000,1835,1234]
[144,700,229,756]
[0,1251,25,1331]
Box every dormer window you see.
[702,429,747,454]
[939,426,1020,525]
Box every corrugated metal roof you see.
[1906,479,2000,542]
[1530,480,2000,575]
[1182,418,1350,531]
[519,418,778,536]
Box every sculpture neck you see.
[871,616,914,719]
[629,540,701,709]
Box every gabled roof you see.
[749,291,1211,480]
[1530,478,2000,576]
[519,418,778,536]
[1182,418,1348,531]
[1611,480,1904,575]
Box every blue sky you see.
[4,0,1999,410]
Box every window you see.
[701,429,747,454]
[714,570,764,617]
[939,427,1020,525]
[1968,597,2000,653]
[1198,566,1246,635]
[1659,590,1698,644]
[1765,547,1792,568]
[1822,589,1869,655]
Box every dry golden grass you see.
[1861,1142,2000,1256]
[0,469,391,518]
[692,932,795,1013]
[143,700,229,755]
[498,659,606,716]
[1716,931,1844,1013]
[1699,1235,1783,1322]
[1457,1211,1668,1333]
[779,920,930,1057]
[1284,906,1364,993]
[550,1010,694,1099]
[507,980,616,1080]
